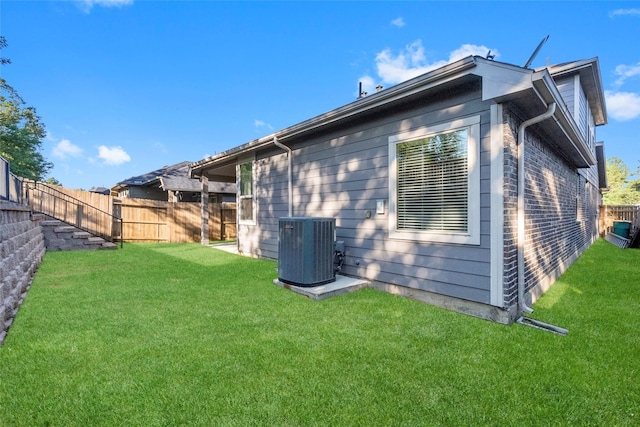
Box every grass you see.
[0,239,638,426]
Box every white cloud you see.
[374,40,498,85]
[391,17,405,28]
[449,44,497,62]
[254,119,273,130]
[153,142,169,154]
[613,62,640,87]
[609,8,640,18]
[52,139,83,159]
[605,90,640,121]
[79,0,133,13]
[97,145,131,165]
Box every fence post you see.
[1,157,8,200]
[200,175,209,245]
[167,202,175,243]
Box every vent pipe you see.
[358,81,367,98]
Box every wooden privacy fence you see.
[25,181,119,243]
[599,205,640,235]
[209,203,237,241]
[114,198,236,243]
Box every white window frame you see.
[238,154,256,225]
[388,115,481,245]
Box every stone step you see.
[39,218,120,251]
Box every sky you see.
[1,0,639,190]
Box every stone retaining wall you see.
[0,201,46,345]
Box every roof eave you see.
[544,57,607,125]
[531,70,597,167]
[190,56,480,176]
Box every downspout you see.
[273,136,293,217]
[516,103,556,314]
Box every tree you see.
[0,38,53,181]
[0,36,10,66]
[603,157,640,205]
[44,177,62,186]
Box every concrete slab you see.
[273,274,369,301]
[209,242,239,254]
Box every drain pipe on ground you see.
[515,102,568,336]
[273,136,293,217]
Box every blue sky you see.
[1,0,639,190]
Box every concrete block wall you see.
[0,201,46,345]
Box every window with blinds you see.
[396,129,468,232]
[239,160,254,223]
[388,116,480,245]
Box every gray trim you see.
[489,103,504,307]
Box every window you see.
[239,159,255,223]
[388,116,480,244]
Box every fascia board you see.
[544,58,607,125]
[478,60,534,102]
[191,56,479,175]
[532,71,597,166]
[279,56,478,141]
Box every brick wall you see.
[0,201,46,345]
[502,106,598,311]
[503,109,519,310]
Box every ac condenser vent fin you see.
[278,217,336,287]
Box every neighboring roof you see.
[89,186,111,195]
[191,55,607,176]
[114,161,191,189]
[160,176,236,193]
[112,161,236,193]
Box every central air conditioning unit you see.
[278,217,336,287]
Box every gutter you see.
[273,136,293,217]
[516,102,568,336]
[189,56,479,176]
[531,71,596,166]
[517,102,556,314]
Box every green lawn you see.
[0,240,638,426]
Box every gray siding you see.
[556,77,575,116]
[555,75,597,157]
[240,84,496,304]
[578,84,589,144]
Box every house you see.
[88,186,111,195]
[190,55,607,324]
[112,161,236,202]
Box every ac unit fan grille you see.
[278,217,336,287]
